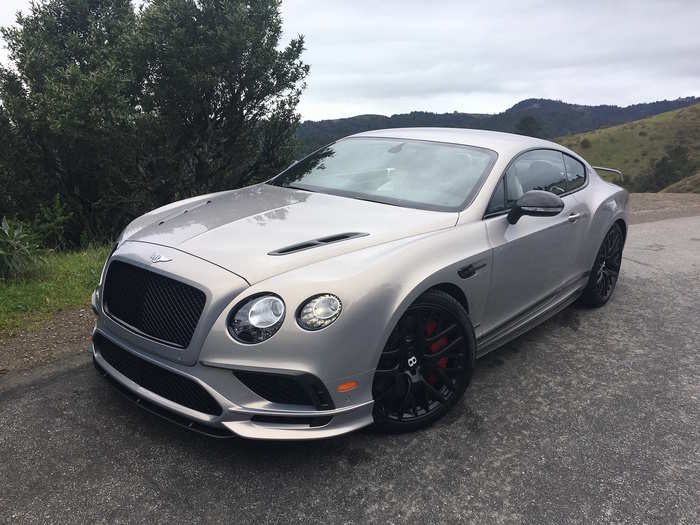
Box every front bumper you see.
[92,240,382,440]
[92,330,374,440]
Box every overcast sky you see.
[3,0,699,121]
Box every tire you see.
[580,222,624,307]
[372,289,476,433]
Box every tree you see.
[515,115,543,138]
[0,0,142,244]
[133,0,308,193]
[0,0,308,246]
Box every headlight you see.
[297,294,342,331]
[228,294,285,344]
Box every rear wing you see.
[592,166,624,183]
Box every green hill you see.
[557,103,700,190]
[661,172,700,193]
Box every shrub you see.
[629,145,696,192]
[580,138,592,148]
[34,193,73,250]
[0,217,40,279]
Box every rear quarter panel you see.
[575,169,629,271]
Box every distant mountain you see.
[295,97,700,155]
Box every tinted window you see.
[270,138,497,211]
[564,154,586,191]
[486,178,506,214]
[504,150,567,207]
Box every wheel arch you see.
[615,217,628,241]
[429,283,470,314]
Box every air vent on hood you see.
[268,232,369,256]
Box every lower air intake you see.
[233,370,335,410]
[94,333,222,416]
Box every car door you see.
[479,149,589,337]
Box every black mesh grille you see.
[103,260,206,348]
[233,370,334,410]
[94,333,222,416]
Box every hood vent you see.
[268,232,369,256]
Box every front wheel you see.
[580,222,624,307]
[372,290,475,433]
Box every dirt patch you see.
[628,193,700,224]
[1,193,699,373]
[0,308,95,374]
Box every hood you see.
[122,184,457,284]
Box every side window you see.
[563,154,586,191]
[486,177,505,214]
[505,150,568,208]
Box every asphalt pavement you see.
[1,215,699,524]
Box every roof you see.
[350,127,565,157]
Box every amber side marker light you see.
[337,380,358,393]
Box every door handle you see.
[567,213,582,222]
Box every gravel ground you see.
[627,192,700,224]
[0,308,95,375]
[0,207,699,524]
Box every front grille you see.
[103,260,206,348]
[94,333,222,416]
[233,370,335,410]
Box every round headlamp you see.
[297,294,342,331]
[229,294,285,343]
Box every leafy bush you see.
[34,193,73,250]
[0,217,39,279]
[580,138,592,148]
[629,145,697,192]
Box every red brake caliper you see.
[426,320,448,384]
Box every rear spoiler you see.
[592,166,624,183]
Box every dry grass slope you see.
[661,172,700,193]
[557,103,700,186]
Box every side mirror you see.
[507,190,564,225]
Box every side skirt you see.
[475,280,586,358]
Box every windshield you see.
[269,137,497,211]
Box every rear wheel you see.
[372,290,475,432]
[580,222,624,307]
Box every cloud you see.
[281,0,700,120]
[2,0,698,120]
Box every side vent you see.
[268,232,369,256]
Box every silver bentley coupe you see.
[91,128,628,440]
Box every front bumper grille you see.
[94,333,222,416]
[103,260,206,348]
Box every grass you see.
[556,103,700,186]
[0,245,111,337]
[661,172,700,193]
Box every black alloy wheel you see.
[581,222,624,307]
[372,290,475,432]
